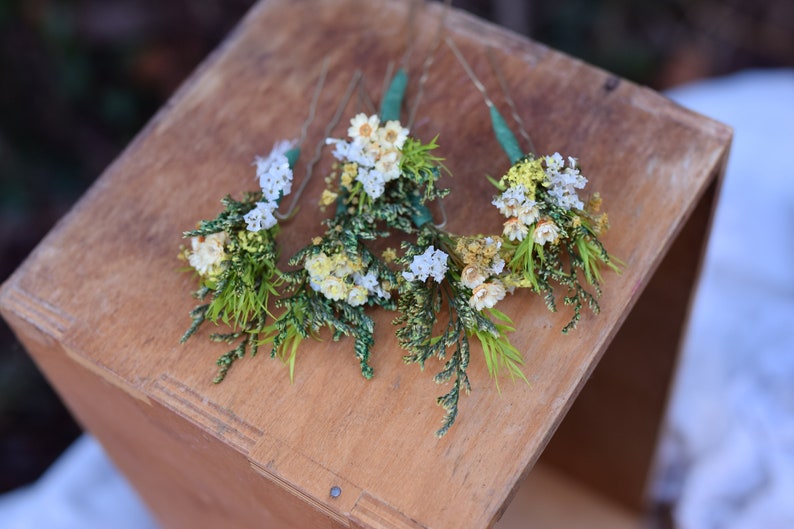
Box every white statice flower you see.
[402,246,448,283]
[503,217,528,242]
[492,185,527,217]
[372,284,391,300]
[353,270,379,292]
[377,120,409,149]
[346,285,369,307]
[487,256,505,276]
[188,232,228,277]
[545,153,587,211]
[533,219,560,245]
[345,139,376,167]
[252,140,295,208]
[544,152,564,172]
[356,167,387,199]
[469,280,506,311]
[351,270,391,300]
[244,201,277,232]
[348,113,380,142]
[325,138,350,161]
[253,139,296,177]
[461,264,487,289]
[258,161,292,202]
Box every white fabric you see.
[0,435,159,528]
[657,69,794,529]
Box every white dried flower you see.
[469,280,506,311]
[533,219,560,245]
[517,201,540,225]
[461,264,487,289]
[502,217,528,242]
[492,185,527,217]
[243,201,277,232]
[374,149,401,182]
[188,232,228,277]
[356,167,387,199]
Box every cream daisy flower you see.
[348,113,380,142]
[377,120,409,149]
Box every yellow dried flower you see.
[382,248,397,263]
[341,163,357,188]
[500,157,546,200]
[587,192,603,214]
[594,212,610,235]
[319,189,338,207]
[320,276,347,301]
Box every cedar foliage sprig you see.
[395,224,526,436]
[268,122,447,380]
[180,191,280,382]
[494,153,621,333]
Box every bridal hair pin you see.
[179,58,332,382]
[264,60,450,384]
[262,0,455,384]
[446,37,621,333]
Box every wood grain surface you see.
[0,0,731,528]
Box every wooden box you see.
[0,1,731,528]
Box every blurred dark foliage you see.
[0,0,791,493]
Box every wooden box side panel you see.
[541,177,722,509]
[0,305,348,529]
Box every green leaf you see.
[380,68,408,122]
[490,105,524,165]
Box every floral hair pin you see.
[258,0,458,384]
[179,60,331,382]
[394,223,525,436]
[263,66,449,381]
[446,37,621,332]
